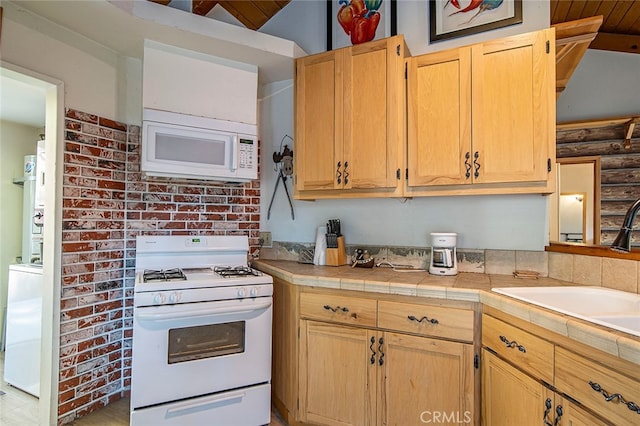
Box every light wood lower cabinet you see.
[482,350,608,426]
[299,322,475,426]
[481,310,633,426]
[272,282,479,426]
[380,332,475,426]
[482,349,554,425]
[299,321,376,426]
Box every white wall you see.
[261,0,549,56]
[557,49,640,122]
[0,120,41,347]
[1,6,130,123]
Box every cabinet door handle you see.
[408,315,439,325]
[499,335,526,353]
[464,152,472,179]
[473,151,480,178]
[343,161,349,185]
[589,381,640,415]
[378,337,384,366]
[543,398,553,426]
[323,304,349,313]
[369,336,376,365]
[336,161,342,184]
[553,405,563,426]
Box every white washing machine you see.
[4,264,43,397]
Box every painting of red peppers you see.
[329,0,396,50]
[429,0,522,43]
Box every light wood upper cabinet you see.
[472,29,554,185]
[406,28,556,196]
[294,50,342,192]
[407,47,472,187]
[294,36,408,199]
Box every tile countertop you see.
[253,259,640,368]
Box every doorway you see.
[0,62,63,425]
[549,156,601,245]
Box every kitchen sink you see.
[492,286,640,337]
[590,314,640,336]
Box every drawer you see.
[299,292,376,327]
[378,300,474,342]
[482,314,553,384]
[555,346,640,426]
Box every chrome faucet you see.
[611,198,640,252]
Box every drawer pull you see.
[408,315,439,325]
[589,381,640,415]
[323,304,349,313]
[369,336,376,365]
[499,335,527,353]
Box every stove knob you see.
[250,287,258,297]
[237,288,246,298]
[169,292,180,303]
[153,293,166,304]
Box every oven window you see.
[168,321,245,364]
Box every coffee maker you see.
[429,233,458,276]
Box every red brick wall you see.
[58,108,261,423]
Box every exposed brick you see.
[99,117,127,132]
[58,393,92,416]
[59,108,261,423]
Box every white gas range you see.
[130,235,273,426]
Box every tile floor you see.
[1,353,287,425]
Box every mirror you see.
[549,156,601,245]
[559,192,586,242]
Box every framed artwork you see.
[429,0,522,43]
[327,0,397,50]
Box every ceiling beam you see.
[192,1,218,16]
[590,32,640,54]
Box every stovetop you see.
[135,265,270,294]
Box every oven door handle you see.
[135,299,272,322]
[166,390,246,416]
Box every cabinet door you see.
[482,349,554,426]
[380,332,475,426]
[299,321,376,426]
[471,29,554,184]
[407,47,472,187]
[295,50,344,191]
[344,37,404,190]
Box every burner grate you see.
[214,265,261,278]
[143,268,187,282]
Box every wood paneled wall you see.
[556,120,640,244]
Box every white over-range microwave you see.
[141,108,258,182]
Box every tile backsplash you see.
[260,242,640,295]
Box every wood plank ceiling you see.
[149,0,291,30]
[551,0,640,54]
[151,1,640,54]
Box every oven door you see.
[131,296,272,409]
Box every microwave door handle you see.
[231,135,239,171]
